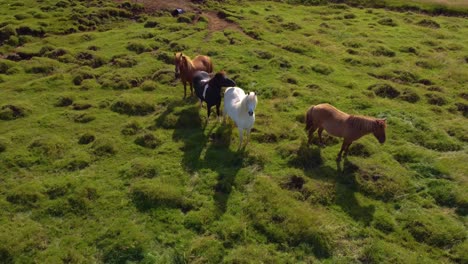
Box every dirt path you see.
[117,0,241,34]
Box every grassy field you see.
[0,0,467,263]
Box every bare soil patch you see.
[116,0,241,33]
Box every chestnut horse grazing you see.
[305,103,387,161]
[174,52,213,98]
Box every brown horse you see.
[305,103,387,161]
[174,52,213,98]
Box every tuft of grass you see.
[186,236,225,264]
[110,54,138,68]
[245,177,333,258]
[6,182,44,209]
[372,209,396,233]
[399,207,465,248]
[25,57,59,74]
[0,59,15,74]
[269,56,291,69]
[73,113,96,123]
[378,17,397,26]
[416,19,440,28]
[400,46,418,54]
[92,139,116,157]
[155,51,173,65]
[28,136,66,159]
[400,89,420,103]
[121,121,142,135]
[75,51,107,68]
[425,93,446,106]
[0,25,17,43]
[126,41,153,54]
[131,179,188,210]
[99,73,132,90]
[78,133,95,145]
[134,133,161,149]
[177,15,192,24]
[427,180,467,213]
[139,80,157,91]
[311,63,334,75]
[0,138,6,153]
[354,163,410,201]
[368,83,400,99]
[360,240,428,263]
[143,20,159,28]
[111,95,155,116]
[371,46,396,57]
[120,158,160,179]
[451,241,468,263]
[97,221,149,264]
[0,104,28,120]
[57,151,92,171]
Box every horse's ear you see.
[376,119,387,128]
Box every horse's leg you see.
[216,102,221,122]
[207,105,212,121]
[190,82,193,97]
[337,139,351,162]
[223,105,228,124]
[307,126,317,145]
[343,141,353,158]
[238,128,244,149]
[246,128,251,145]
[183,81,187,99]
[318,127,325,147]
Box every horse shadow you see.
[290,141,375,226]
[172,108,245,215]
[204,125,245,213]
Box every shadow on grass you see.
[335,160,376,226]
[290,141,375,226]
[171,106,245,215]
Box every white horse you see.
[223,87,258,149]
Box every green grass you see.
[0,0,467,262]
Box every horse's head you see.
[174,52,183,79]
[211,71,236,88]
[246,92,258,116]
[373,118,387,144]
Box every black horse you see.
[192,71,236,120]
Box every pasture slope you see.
[0,0,467,263]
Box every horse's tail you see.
[305,105,315,131]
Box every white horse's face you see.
[247,92,257,116]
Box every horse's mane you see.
[179,54,194,73]
[207,71,227,85]
[212,70,226,78]
[348,115,379,132]
[241,92,257,111]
